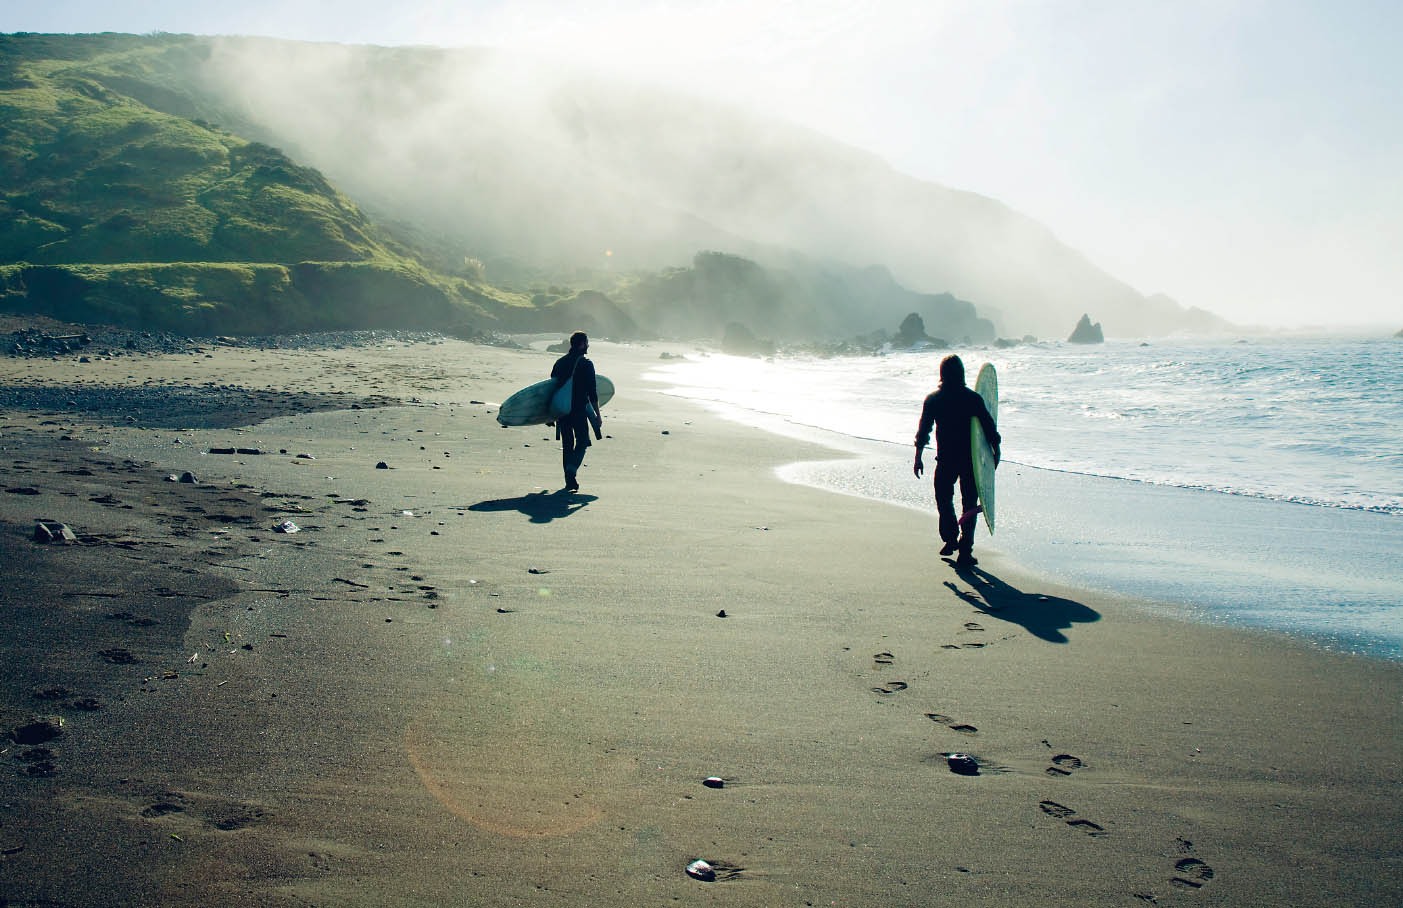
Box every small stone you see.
[178,471,197,484]
[685,860,716,882]
[375,462,389,469]
[715,610,727,618]
[702,777,724,789]
[946,753,979,776]
[32,521,77,543]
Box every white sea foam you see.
[646,337,1403,516]
[643,335,1403,660]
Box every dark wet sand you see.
[1,337,1400,907]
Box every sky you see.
[5,0,1400,328]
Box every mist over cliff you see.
[191,37,1220,339]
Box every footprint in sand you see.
[1046,753,1085,776]
[963,622,984,631]
[926,713,978,734]
[1171,857,1215,890]
[872,681,908,695]
[1038,800,1106,836]
[873,651,894,665]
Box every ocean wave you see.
[645,337,1403,517]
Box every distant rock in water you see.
[1068,314,1105,344]
[892,313,948,350]
[1395,327,1403,338]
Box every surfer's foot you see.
[939,541,959,557]
[954,552,978,567]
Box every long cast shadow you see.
[944,563,1100,643]
[467,490,597,523]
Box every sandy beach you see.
[1,334,1399,907]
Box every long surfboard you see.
[496,375,615,427]
[970,363,998,534]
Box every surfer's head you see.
[939,354,965,388]
[570,331,589,352]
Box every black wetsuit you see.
[915,384,1000,555]
[551,350,599,485]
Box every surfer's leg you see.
[560,423,580,489]
[933,461,959,552]
[956,466,978,556]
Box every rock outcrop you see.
[892,313,948,349]
[1068,314,1105,344]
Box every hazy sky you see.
[7,0,1401,328]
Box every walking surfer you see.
[551,331,603,491]
[913,354,1000,566]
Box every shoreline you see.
[2,337,1400,906]
[646,389,1403,662]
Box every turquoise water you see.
[645,336,1403,659]
[647,337,1403,515]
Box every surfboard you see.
[496,375,615,427]
[970,363,998,534]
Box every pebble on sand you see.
[685,860,716,882]
[32,521,77,543]
[946,753,980,776]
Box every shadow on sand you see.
[467,489,597,523]
[945,562,1100,643]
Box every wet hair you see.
[570,331,589,350]
[939,354,965,387]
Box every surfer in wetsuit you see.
[551,331,602,492]
[913,354,1000,567]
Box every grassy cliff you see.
[0,33,530,334]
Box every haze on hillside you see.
[178,37,1202,340]
[12,0,1403,331]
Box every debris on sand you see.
[32,521,77,543]
[685,860,716,882]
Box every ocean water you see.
[643,336,1403,659]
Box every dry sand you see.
[0,336,1399,907]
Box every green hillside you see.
[0,33,528,334]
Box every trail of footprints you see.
[867,642,1216,896]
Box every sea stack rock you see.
[892,312,948,349]
[1068,314,1105,344]
[1394,327,1403,338]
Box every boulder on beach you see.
[1068,314,1105,344]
